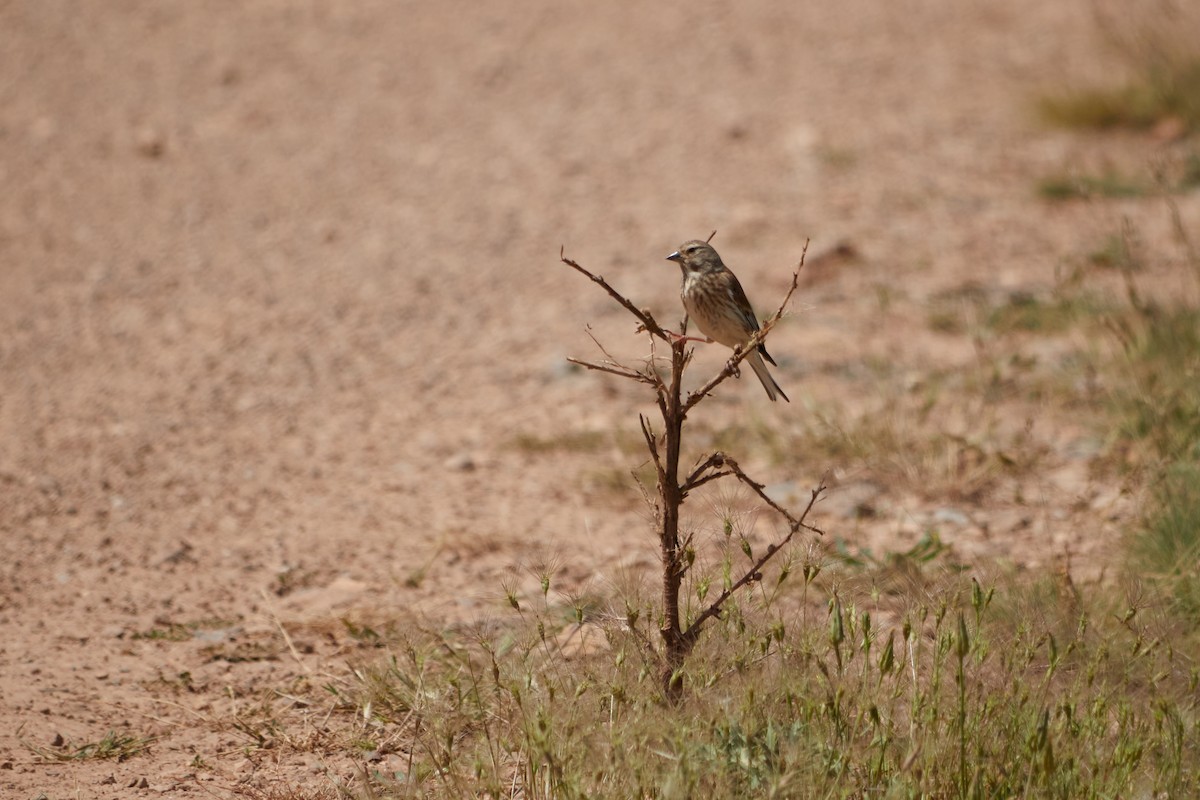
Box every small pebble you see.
[135,127,166,158]
[444,453,475,471]
[932,507,970,526]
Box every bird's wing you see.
[726,273,780,364]
[726,274,762,333]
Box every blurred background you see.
[1,0,1199,789]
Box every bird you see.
[666,240,789,402]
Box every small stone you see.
[444,453,475,472]
[100,774,115,784]
[821,481,884,520]
[134,127,166,158]
[546,358,581,380]
[932,507,970,526]
[50,733,64,747]
[158,541,195,566]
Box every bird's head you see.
[666,240,722,274]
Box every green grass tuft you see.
[331,572,1200,798]
[1037,171,1148,201]
[22,730,157,763]
[1135,463,1200,615]
[1038,59,1200,133]
[1114,306,1200,463]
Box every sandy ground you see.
[2,0,1197,795]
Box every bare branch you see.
[561,247,670,341]
[639,414,665,483]
[682,470,732,495]
[682,239,810,414]
[683,477,826,642]
[680,452,728,494]
[630,463,659,515]
[567,357,654,383]
[705,230,717,244]
[584,324,623,364]
[720,454,824,536]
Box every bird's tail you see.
[747,351,790,402]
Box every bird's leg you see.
[664,330,713,345]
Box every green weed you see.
[1038,171,1148,201]
[22,729,156,763]
[331,572,1199,798]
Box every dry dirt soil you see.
[2,0,1197,796]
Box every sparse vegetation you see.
[1088,232,1141,271]
[131,617,239,642]
[21,729,157,763]
[1037,171,1148,201]
[1037,63,1200,132]
[287,218,1200,797]
[319,565,1198,798]
[1106,265,1200,619]
[1036,0,1200,133]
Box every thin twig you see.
[679,450,735,497]
[681,452,729,494]
[682,469,733,495]
[585,324,624,364]
[567,357,654,383]
[640,414,665,483]
[561,247,670,341]
[720,454,824,536]
[631,462,659,513]
[645,328,671,397]
[260,589,312,674]
[683,479,826,642]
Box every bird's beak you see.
[666,251,682,263]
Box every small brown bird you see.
[667,240,789,402]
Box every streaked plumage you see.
[666,240,789,402]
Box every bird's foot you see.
[664,330,711,345]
